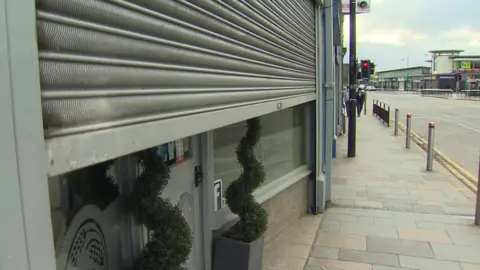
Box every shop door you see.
[163,135,203,270]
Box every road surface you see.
[367,91,480,178]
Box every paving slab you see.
[397,227,453,244]
[338,249,400,267]
[372,266,415,270]
[460,263,480,270]
[324,213,358,223]
[366,237,435,258]
[310,246,340,260]
[373,217,416,228]
[315,232,367,251]
[319,220,341,232]
[446,226,480,246]
[431,243,480,264]
[399,255,463,270]
[339,222,399,239]
[325,259,373,270]
[305,257,327,268]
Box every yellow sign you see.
[460,61,471,69]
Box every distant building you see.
[429,50,464,75]
[377,49,480,91]
[376,66,431,91]
[426,50,480,90]
[450,55,480,90]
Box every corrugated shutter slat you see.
[37,0,316,138]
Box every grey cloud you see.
[344,0,480,70]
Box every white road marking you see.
[437,116,480,133]
[440,115,480,119]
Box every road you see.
[367,91,480,178]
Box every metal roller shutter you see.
[37,0,316,138]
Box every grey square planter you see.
[213,235,265,270]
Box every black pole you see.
[347,0,357,157]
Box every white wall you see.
[433,55,454,74]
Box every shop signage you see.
[175,139,185,163]
[214,179,224,211]
[439,75,455,80]
[460,61,471,69]
[157,138,189,165]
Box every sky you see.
[343,0,480,71]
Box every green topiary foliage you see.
[131,148,192,270]
[224,117,268,243]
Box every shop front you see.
[437,74,456,90]
[1,0,334,270]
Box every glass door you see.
[148,135,203,270]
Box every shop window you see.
[48,161,131,270]
[48,137,191,270]
[213,105,306,195]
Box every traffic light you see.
[360,60,371,78]
[370,62,376,75]
[457,73,462,81]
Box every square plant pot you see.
[213,235,265,270]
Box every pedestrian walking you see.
[356,89,365,117]
[343,86,350,118]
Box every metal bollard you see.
[426,122,435,171]
[394,109,399,136]
[372,98,375,115]
[364,92,367,116]
[406,113,412,148]
[387,106,390,127]
[475,150,480,225]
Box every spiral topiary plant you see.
[224,117,268,243]
[131,148,192,270]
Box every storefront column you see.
[324,0,335,203]
[314,3,326,213]
[200,131,215,270]
[0,0,57,269]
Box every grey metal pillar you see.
[314,4,326,213]
[324,0,335,203]
[475,151,480,225]
[426,122,435,171]
[2,1,56,269]
[406,113,412,148]
[200,131,215,270]
[394,109,399,136]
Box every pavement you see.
[262,112,480,270]
[368,91,480,179]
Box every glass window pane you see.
[48,161,132,270]
[214,105,306,194]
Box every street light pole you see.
[347,0,357,157]
[402,57,410,91]
[424,53,433,89]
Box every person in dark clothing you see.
[343,87,350,118]
[356,89,365,117]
